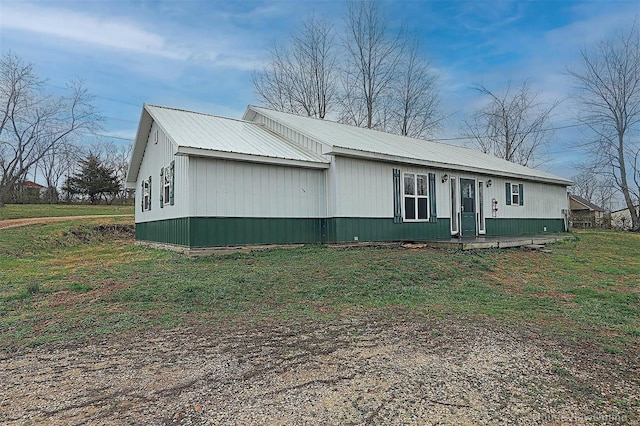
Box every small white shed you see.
[126,104,572,248]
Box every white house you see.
[611,205,640,229]
[125,104,572,248]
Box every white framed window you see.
[162,166,171,206]
[142,178,151,211]
[159,161,175,208]
[506,182,524,206]
[404,173,429,221]
[511,183,520,205]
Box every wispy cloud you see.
[0,2,267,72]
[1,3,185,60]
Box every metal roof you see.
[245,106,573,186]
[126,105,329,185]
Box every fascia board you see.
[324,146,574,186]
[176,146,330,169]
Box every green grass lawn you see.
[0,203,134,220]
[0,219,638,357]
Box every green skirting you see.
[485,218,565,236]
[136,216,450,247]
[135,216,566,247]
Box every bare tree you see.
[568,24,640,231]
[37,140,81,203]
[340,0,404,129]
[389,37,442,139]
[253,14,338,119]
[463,81,559,167]
[571,165,616,210]
[0,52,100,207]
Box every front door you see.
[460,178,476,237]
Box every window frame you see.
[162,165,171,206]
[511,183,520,206]
[403,172,430,221]
[142,178,151,212]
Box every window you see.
[162,166,170,206]
[404,173,429,220]
[505,182,524,206]
[159,161,175,208]
[511,183,519,205]
[141,177,151,212]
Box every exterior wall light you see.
[442,173,449,183]
[486,179,492,187]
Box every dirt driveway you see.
[0,215,133,230]
[1,316,637,425]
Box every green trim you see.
[505,182,511,205]
[485,218,565,236]
[519,183,524,206]
[136,216,452,247]
[136,217,566,248]
[190,217,322,247]
[428,172,437,223]
[136,217,190,246]
[327,217,450,243]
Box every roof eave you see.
[125,105,152,185]
[176,146,330,169]
[325,146,574,186]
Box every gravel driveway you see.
[1,315,637,425]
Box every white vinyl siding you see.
[189,157,326,218]
[135,122,189,223]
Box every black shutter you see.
[393,168,402,223]
[519,183,524,206]
[505,182,511,206]
[169,161,175,206]
[141,181,144,212]
[148,176,152,211]
[428,172,437,223]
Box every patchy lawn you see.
[0,203,134,220]
[0,223,638,424]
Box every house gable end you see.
[244,106,332,159]
[126,104,180,188]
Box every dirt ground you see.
[1,316,638,425]
[0,215,133,230]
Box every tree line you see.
[0,53,131,206]
[1,2,639,230]
[254,2,640,231]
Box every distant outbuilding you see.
[568,194,606,228]
[126,104,573,249]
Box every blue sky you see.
[1,0,639,182]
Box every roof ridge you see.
[146,104,251,125]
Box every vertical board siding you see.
[136,216,452,247]
[189,158,326,218]
[135,122,189,223]
[136,217,191,246]
[328,217,451,243]
[189,217,322,247]
[487,177,566,219]
[485,218,564,235]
